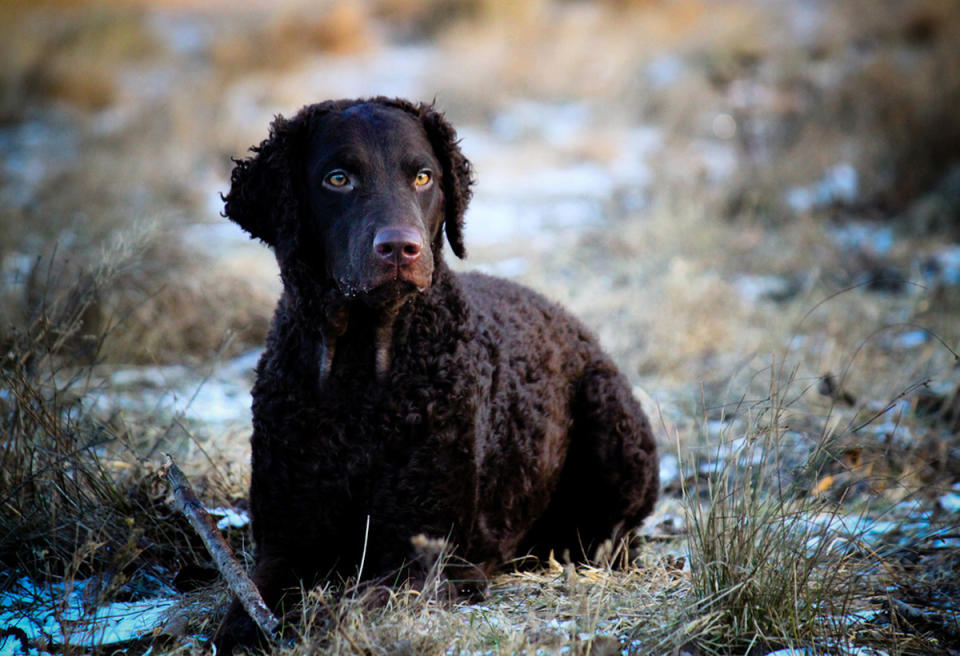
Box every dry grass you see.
[679,363,861,654]
[213,549,689,655]
[209,4,376,79]
[0,240,211,587]
[2,222,273,366]
[0,221,259,655]
[717,0,960,223]
[0,3,163,117]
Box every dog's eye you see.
[414,170,432,188]
[324,170,351,189]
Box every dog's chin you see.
[356,276,427,309]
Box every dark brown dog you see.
[214,97,658,652]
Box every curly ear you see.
[416,103,474,259]
[223,113,306,247]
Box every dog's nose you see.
[373,228,423,266]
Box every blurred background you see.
[2,0,960,502]
[2,1,960,652]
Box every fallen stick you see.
[890,597,960,642]
[161,454,281,641]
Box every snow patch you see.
[0,577,176,653]
[786,163,859,213]
[208,506,251,530]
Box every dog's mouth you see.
[338,270,429,305]
[362,277,423,307]
[374,259,432,292]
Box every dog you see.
[213,97,658,651]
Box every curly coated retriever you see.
[213,97,658,651]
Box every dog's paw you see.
[212,600,265,655]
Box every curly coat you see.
[213,97,658,652]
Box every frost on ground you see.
[0,578,176,655]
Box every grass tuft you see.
[0,223,221,603]
[680,360,869,655]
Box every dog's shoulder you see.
[456,271,586,334]
[451,270,602,375]
[457,271,554,311]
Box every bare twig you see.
[161,454,281,641]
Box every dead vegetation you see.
[0,251,208,601]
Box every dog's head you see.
[224,97,473,306]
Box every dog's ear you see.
[417,104,474,259]
[223,113,306,247]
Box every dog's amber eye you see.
[324,170,350,188]
[414,170,432,187]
